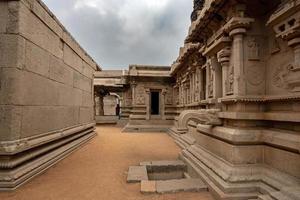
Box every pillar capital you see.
[224,17,255,37]
[217,47,231,65]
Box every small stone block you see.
[156,178,207,194]
[140,161,151,166]
[141,180,156,194]
[127,166,148,183]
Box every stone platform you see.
[127,160,208,194]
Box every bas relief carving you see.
[227,66,234,95]
[273,64,293,89]
[207,61,214,98]
[247,37,260,61]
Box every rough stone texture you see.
[0,0,99,190]
[127,166,148,183]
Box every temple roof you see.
[170,43,201,75]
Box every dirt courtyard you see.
[0,125,213,200]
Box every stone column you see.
[145,89,150,120]
[230,28,246,96]
[161,89,167,120]
[218,47,231,96]
[131,82,137,106]
[224,13,254,96]
[98,95,104,116]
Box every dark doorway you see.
[151,91,160,115]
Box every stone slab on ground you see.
[127,166,148,183]
[140,160,187,171]
[156,178,207,194]
[141,180,156,194]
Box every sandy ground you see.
[0,125,213,200]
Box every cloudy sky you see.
[43,0,193,69]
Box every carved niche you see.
[247,37,260,61]
[135,86,145,105]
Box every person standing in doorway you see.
[116,104,120,119]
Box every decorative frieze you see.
[268,0,300,92]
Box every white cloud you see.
[42,0,192,69]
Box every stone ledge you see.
[0,122,95,155]
[196,125,300,153]
[0,131,96,190]
[218,111,300,122]
[183,145,300,189]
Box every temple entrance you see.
[150,91,160,115]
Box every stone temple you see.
[0,0,300,199]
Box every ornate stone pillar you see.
[224,16,254,96]
[218,47,231,96]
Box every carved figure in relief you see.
[273,64,293,89]
[227,66,234,94]
[208,67,214,97]
[247,37,260,60]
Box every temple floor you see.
[0,125,213,200]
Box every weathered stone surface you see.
[21,106,79,138]
[0,34,25,69]
[79,107,94,124]
[0,106,22,141]
[18,1,63,59]
[127,166,148,183]
[82,91,93,107]
[82,61,94,78]
[156,179,207,194]
[141,180,156,194]
[49,55,74,86]
[0,2,8,33]
[25,40,50,77]
[64,44,83,73]
[31,0,63,38]
[74,71,92,92]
